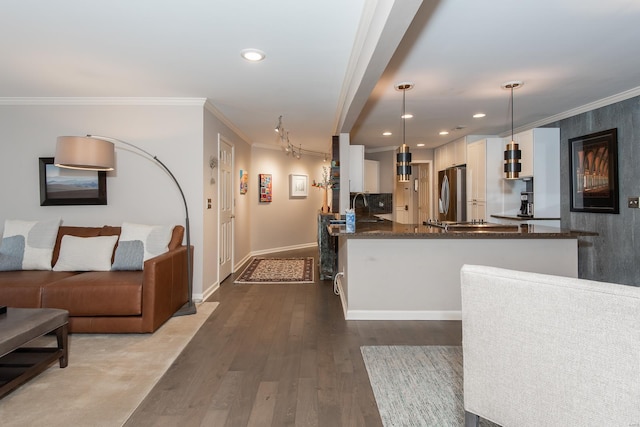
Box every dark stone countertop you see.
[327,218,597,240]
[490,214,561,221]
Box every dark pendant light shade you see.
[397,143,412,182]
[502,81,523,179]
[396,82,414,182]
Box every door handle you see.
[230,214,235,219]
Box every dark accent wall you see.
[547,95,640,286]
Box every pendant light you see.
[396,82,414,182]
[502,81,523,179]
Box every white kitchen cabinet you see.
[465,138,504,221]
[435,136,486,171]
[364,159,380,193]
[349,145,380,193]
[452,137,467,167]
[503,128,560,218]
[467,201,486,222]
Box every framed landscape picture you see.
[569,128,619,214]
[39,157,107,206]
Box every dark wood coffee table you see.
[0,307,69,398]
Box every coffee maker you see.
[519,192,533,217]
[518,179,534,218]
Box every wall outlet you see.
[628,197,639,208]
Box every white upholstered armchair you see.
[460,264,640,427]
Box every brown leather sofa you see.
[0,225,189,333]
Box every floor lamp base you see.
[173,301,198,317]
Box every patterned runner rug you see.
[234,257,315,284]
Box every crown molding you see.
[252,142,283,152]
[203,100,252,145]
[0,97,207,106]
[503,85,640,137]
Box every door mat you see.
[234,257,314,284]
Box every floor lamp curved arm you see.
[54,134,196,316]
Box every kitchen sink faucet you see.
[351,192,369,214]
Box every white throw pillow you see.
[111,222,173,271]
[0,218,61,271]
[53,235,119,272]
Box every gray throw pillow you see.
[111,240,145,271]
[0,235,26,271]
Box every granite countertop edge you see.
[327,221,597,239]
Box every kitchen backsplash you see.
[350,193,392,214]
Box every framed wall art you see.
[259,173,272,203]
[569,128,619,214]
[240,170,248,194]
[289,174,308,198]
[39,157,107,206]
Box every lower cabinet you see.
[467,201,486,222]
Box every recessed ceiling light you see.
[383,131,392,136]
[401,113,414,119]
[240,48,266,62]
[417,143,425,147]
[473,113,486,118]
[439,131,449,136]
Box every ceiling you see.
[2,0,640,154]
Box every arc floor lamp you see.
[54,135,196,316]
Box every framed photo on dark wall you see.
[39,157,107,206]
[568,129,619,214]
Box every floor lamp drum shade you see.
[55,136,115,171]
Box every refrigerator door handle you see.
[440,174,450,215]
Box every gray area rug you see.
[361,345,500,427]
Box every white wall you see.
[250,145,328,254]
[0,101,206,298]
[202,105,252,295]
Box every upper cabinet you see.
[349,145,379,193]
[504,128,561,217]
[364,159,380,193]
[435,137,467,170]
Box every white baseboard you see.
[197,281,220,303]
[250,242,317,257]
[234,253,252,272]
[344,310,462,321]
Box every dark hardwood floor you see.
[125,248,462,427]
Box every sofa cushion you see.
[41,271,143,316]
[0,270,78,307]
[112,222,173,271]
[0,219,60,271]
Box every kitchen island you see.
[328,219,595,320]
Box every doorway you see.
[414,162,432,224]
[394,162,432,224]
[218,135,234,283]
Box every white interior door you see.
[218,135,233,282]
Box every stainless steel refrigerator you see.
[438,166,467,222]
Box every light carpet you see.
[234,257,314,284]
[361,345,499,427]
[0,302,218,427]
